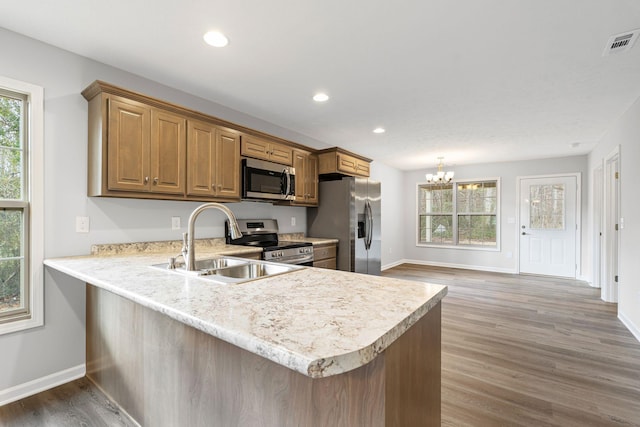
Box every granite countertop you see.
[295,237,339,245]
[45,243,446,379]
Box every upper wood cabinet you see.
[187,120,240,199]
[82,81,373,204]
[317,147,372,178]
[151,109,187,194]
[83,81,241,202]
[292,150,318,206]
[104,95,186,195]
[241,134,293,166]
[106,97,151,192]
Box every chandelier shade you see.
[425,157,454,184]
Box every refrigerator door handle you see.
[365,200,373,250]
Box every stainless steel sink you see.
[150,256,302,284]
[188,257,248,271]
[212,262,293,279]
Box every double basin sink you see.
[151,256,302,284]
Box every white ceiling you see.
[2,0,640,171]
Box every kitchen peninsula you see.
[44,242,447,426]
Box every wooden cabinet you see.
[83,81,374,204]
[241,134,293,166]
[106,96,186,195]
[151,109,187,194]
[187,120,240,199]
[292,150,319,206]
[84,82,239,202]
[317,147,371,178]
[313,243,337,269]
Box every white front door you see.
[519,175,577,278]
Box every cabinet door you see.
[241,135,293,166]
[292,151,318,205]
[292,151,307,203]
[151,109,186,195]
[337,153,358,175]
[240,135,270,161]
[215,128,241,199]
[187,120,216,197]
[355,160,370,177]
[107,97,151,192]
[269,141,293,166]
[306,154,319,204]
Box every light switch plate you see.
[76,216,90,233]
[172,216,181,230]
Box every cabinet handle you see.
[153,177,158,185]
[144,176,149,184]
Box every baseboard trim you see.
[0,364,86,407]
[619,312,640,344]
[399,259,517,275]
[381,259,405,271]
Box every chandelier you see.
[425,157,454,184]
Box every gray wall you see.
[403,156,589,274]
[369,162,405,268]
[0,27,323,391]
[588,95,640,339]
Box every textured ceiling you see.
[2,0,640,170]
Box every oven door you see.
[242,158,295,201]
[263,251,313,266]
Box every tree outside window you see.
[418,180,499,248]
[0,91,27,317]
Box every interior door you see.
[519,175,577,278]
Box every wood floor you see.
[384,264,640,427]
[2,265,639,426]
[0,377,137,427]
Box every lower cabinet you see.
[313,243,337,269]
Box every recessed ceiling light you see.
[313,93,329,102]
[203,31,229,47]
[373,127,386,134]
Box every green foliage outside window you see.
[418,180,498,247]
[0,94,24,312]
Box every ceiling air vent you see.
[603,29,640,56]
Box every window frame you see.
[416,177,501,251]
[0,76,44,335]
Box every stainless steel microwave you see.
[242,158,295,201]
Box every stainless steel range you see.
[226,219,313,266]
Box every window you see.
[0,76,43,335]
[418,179,499,248]
[529,183,565,230]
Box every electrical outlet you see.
[76,216,90,233]
[291,217,296,227]
[172,216,181,230]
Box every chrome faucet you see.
[184,203,243,271]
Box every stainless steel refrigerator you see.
[307,177,381,275]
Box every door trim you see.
[592,165,603,288]
[602,146,620,303]
[515,173,581,277]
